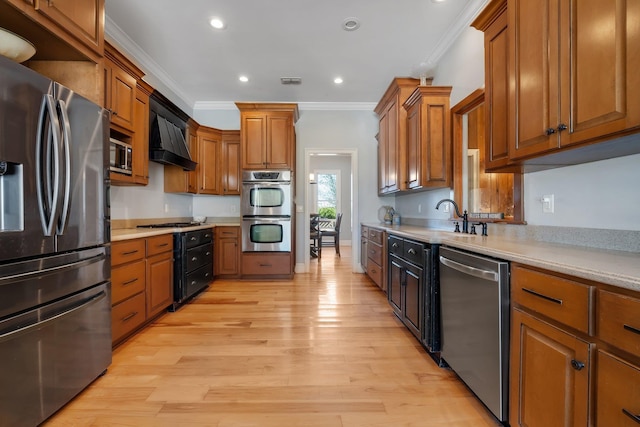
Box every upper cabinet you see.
[236,103,299,170]
[474,0,640,172]
[221,130,241,195]
[33,0,104,56]
[375,78,420,195]
[132,80,152,185]
[403,86,452,190]
[197,127,222,195]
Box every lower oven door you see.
[242,216,291,252]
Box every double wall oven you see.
[241,170,292,252]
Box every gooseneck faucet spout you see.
[435,199,469,233]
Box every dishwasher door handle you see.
[440,256,498,282]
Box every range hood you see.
[149,114,196,171]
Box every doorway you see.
[303,149,358,273]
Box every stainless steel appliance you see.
[439,246,509,423]
[0,55,111,426]
[109,137,133,175]
[241,170,292,217]
[241,170,293,252]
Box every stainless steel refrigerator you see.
[0,55,111,426]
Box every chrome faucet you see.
[436,199,469,234]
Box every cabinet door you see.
[34,0,103,55]
[108,64,136,132]
[266,113,293,169]
[422,94,450,187]
[385,100,400,192]
[484,8,510,170]
[508,0,561,159]
[561,0,640,147]
[403,262,423,339]
[215,227,240,277]
[405,103,421,189]
[146,251,173,319]
[242,113,267,169]
[510,308,590,427]
[388,257,403,315]
[198,130,221,195]
[360,238,368,271]
[378,114,389,193]
[222,139,241,195]
[132,89,149,185]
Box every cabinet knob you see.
[407,248,416,255]
[392,243,399,248]
[191,257,198,261]
[545,128,556,135]
[570,359,585,371]
[557,123,568,132]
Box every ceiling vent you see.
[281,77,302,85]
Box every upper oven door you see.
[241,182,292,217]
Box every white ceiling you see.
[105,0,487,108]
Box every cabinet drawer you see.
[112,239,145,266]
[186,243,213,272]
[512,265,593,334]
[147,234,173,257]
[368,228,384,245]
[361,225,369,239]
[367,262,383,287]
[185,228,213,249]
[111,260,145,305]
[388,235,402,256]
[598,290,640,356]
[216,226,239,238]
[367,242,383,266]
[112,292,146,344]
[242,253,291,276]
[403,239,425,266]
[596,350,640,426]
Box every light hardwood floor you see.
[45,247,499,426]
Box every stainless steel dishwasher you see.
[439,246,510,423]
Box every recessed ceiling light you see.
[334,77,343,84]
[239,75,249,83]
[342,17,360,31]
[431,0,447,2]
[210,17,226,29]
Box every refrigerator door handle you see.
[56,99,72,235]
[0,290,107,342]
[36,94,62,236]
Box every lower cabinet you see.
[510,263,640,427]
[242,252,293,279]
[111,234,173,346]
[362,225,386,292]
[214,226,240,278]
[387,235,425,340]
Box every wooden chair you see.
[310,214,321,258]
[320,213,343,256]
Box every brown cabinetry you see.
[361,225,385,292]
[375,78,420,194]
[197,127,222,195]
[236,103,299,170]
[131,81,152,185]
[403,86,452,190]
[221,131,241,195]
[111,234,174,346]
[510,263,640,427]
[214,226,240,278]
[242,252,293,279]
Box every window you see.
[315,171,340,220]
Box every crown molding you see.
[104,16,195,108]
[194,101,377,111]
[424,0,490,65]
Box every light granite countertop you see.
[111,219,241,242]
[363,222,640,293]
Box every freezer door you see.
[0,246,109,320]
[0,282,111,426]
[53,83,109,252]
[0,56,56,261]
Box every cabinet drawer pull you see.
[206,252,211,256]
[122,278,138,286]
[623,409,640,424]
[522,288,563,305]
[190,237,197,241]
[392,242,399,248]
[259,263,272,267]
[121,250,139,256]
[545,127,556,135]
[407,248,416,255]
[121,311,138,322]
[570,359,585,371]
[624,324,640,336]
[156,243,169,248]
[205,234,211,238]
[192,257,198,262]
[370,250,376,254]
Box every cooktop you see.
[136,222,201,229]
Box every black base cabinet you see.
[387,234,440,352]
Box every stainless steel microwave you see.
[109,137,132,175]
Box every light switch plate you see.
[542,194,554,213]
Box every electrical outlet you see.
[418,204,422,213]
[441,203,450,213]
[231,205,237,214]
[164,203,169,213]
[542,194,554,213]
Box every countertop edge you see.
[111,222,240,242]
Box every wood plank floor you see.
[45,247,499,426]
